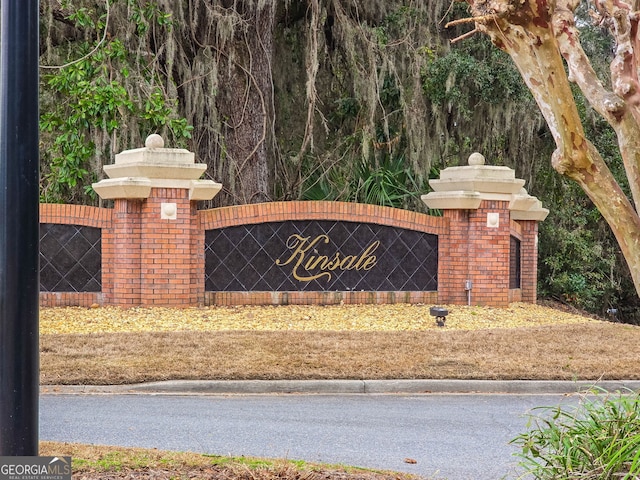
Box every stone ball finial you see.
[145,134,165,149]
[468,152,485,166]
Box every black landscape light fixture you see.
[0,0,41,456]
[430,306,448,327]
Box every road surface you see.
[40,393,577,480]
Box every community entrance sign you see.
[205,220,438,292]
[37,136,549,308]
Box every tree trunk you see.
[460,0,640,296]
[216,1,275,205]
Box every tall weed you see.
[512,389,640,479]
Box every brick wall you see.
[199,200,447,233]
[40,203,112,228]
[39,203,111,307]
[200,201,446,306]
[40,200,539,308]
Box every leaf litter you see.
[40,302,595,335]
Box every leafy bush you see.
[537,209,618,313]
[40,0,193,204]
[533,149,640,320]
[302,152,423,210]
[422,37,530,118]
[512,389,640,479]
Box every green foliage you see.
[536,178,639,321]
[332,97,360,123]
[537,173,620,313]
[41,39,134,203]
[369,5,420,47]
[354,154,419,208]
[302,151,423,210]
[40,0,192,204]
[422,37,530,118]
[302,31,423,210]
[574,2,615,86]
[512,389,640,479]
[128,0,173,35]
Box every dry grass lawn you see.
[39,302,639,480]
[40,302,640,385]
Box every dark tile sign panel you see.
[205,221,438,292]
[509,235,521,289]
[40,223,102,292]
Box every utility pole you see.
[0,0,40,456]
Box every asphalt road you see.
[39,392,581,479]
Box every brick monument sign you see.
[39,136,547,308]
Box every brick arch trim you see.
[199,201,448,235]
[40,203,112,228]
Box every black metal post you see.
[0,0,40,456]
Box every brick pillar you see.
[423,152,548,308]
[438,209,470,305]
[93,134,221,307]
[468,201,511,306]
[139,188,201,306]
[438,202,511,307]
[519,220,539,303]
[192,204,206,306]
[103,199,142,306]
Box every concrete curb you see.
[41,379,640,395]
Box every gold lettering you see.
[354,241,380,270]
[325,252,342,271]
[339,255,357,270]
[305,255,329,271]
[275,234,380,282]
[275,234,332,282]
[360,255,377,270]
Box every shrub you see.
[512,389,640,479]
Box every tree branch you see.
[40,0,111,70]
[553,0,640,210]
[451,27,479,43]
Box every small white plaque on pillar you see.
[487,212,500,228]
[161,202,177,220]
